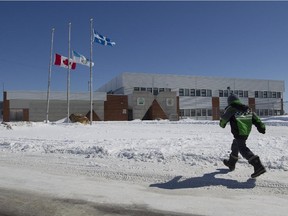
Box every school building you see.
[2,72,285,122]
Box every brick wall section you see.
[212,97,220,120]
[23,109,29,121]
[143,99,168,120]
[104,95,128,121]
[248,98,256,112]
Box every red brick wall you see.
[248,98,256,112]
[212,97,220,120]
[104,95,128,121]
[23,109,29,121]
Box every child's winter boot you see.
[223,154,238,171]
[248,155,266,178]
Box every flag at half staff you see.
[93,30,116,46]
[54,53,76,70]
[72,51,94,67]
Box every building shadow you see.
[150,169,256,190]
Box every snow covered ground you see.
[0,117,287,216]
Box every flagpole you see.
[90,18,93,125]
[46,27,55,123]
[67,22,71,123]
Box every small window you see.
[201,89,206,97]
[202,109,207,117]
[224,90,228,97]
[190,89,195,96]
[196,89,201,96]
[263,91,267,98]
[153,88,158,96]
[140,87,146,91]
[185,89,189,96]
[159,88,164,92]
[277,92,281,98]
[259,91,263,98]
[268,91,272,98]
[207,109,212,116]
[207,89,212,97]
[147,88,152,93]
[191,109,196,116]
[134,87,140,91]
[244,91,248,98]
[255,91,258,98]
[239,90,243,97]
[184,109,190,116]
[219,90,223,97]
[179,89,184,96]
[272,92,276,98]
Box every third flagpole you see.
[90,18,93,125]
[46,27,55,123]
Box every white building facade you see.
[98,72,285,120]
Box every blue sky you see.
[0,1,287,108]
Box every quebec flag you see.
[72,51,94,67]
[93,30,116,46]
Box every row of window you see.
[134,87,282,99]
[179,89,212,97]
[180,108,282,117]
[180,109,213,117]
[134,87,171,95]
[219,90,249,98]
[255,91,281,99]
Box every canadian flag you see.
[54,53,76,70]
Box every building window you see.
[134,87,140,91]
[244,91,248,98]
[219,90,223,97]
[191,109,196,116]
[255,91,258,98]
[263,91,267,98]
[201,89,206,97]
[259,91,263,98]
[153,88,158,95]
[184,109,190,116]
[196,89,201,96]
[179,89,184,96]
[224,90,228,97]
[159,88,164,92]
[147,88,152,93]
[202,109,207,117]
[207,89,212,97]
[190,89,195,96]
[239,90,243,98]
[272,92,276,98]
[208,109,212,116]
[140,87,146,91]
[185,89,190,96]
[277,92,281,98]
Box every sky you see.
[0,1,287,108]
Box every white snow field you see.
[0,117,287,216]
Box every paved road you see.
[0,188,200,216]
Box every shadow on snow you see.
[150,169,256,190]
